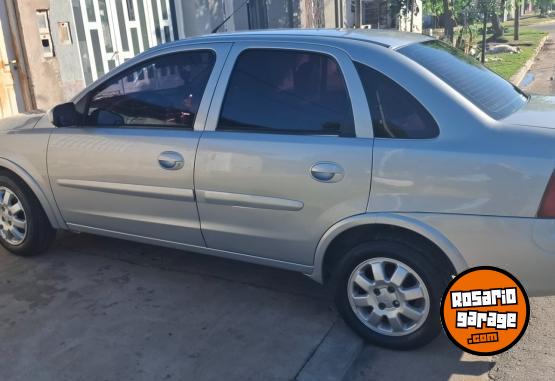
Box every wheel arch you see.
[309,213,468,284]
[0,158,64,229]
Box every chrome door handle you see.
[158,151,184,170]
[310,162,344,183]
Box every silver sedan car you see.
[0,30,554,349]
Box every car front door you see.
[47,43,231,246]
[194,42,374,267]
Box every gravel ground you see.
[489,297,555,380]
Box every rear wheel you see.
[334,240,450,349]
[0,174,55,256]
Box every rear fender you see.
[309,212,468,283]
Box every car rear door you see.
[194,41,373,266]
[47,43,231,246]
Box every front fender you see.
[308,212,468,283]
[0,157,65,229]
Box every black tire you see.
[334,240,451,350]
[0,172,55,256]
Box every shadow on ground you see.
[0,233,493,380]
[347,333,494,380]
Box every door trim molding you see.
[196,190,304,211]
[58,179,194,201]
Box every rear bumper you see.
[412,213,555,297]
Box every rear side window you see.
[86,50,215,128]
[217,49,355,137]
[356,63,439,139]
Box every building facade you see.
[0,0,182,113]
[0,0,421,116]
[361,0,422,32]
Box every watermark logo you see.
[441,266,529,355]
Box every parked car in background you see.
[1,30,554,349]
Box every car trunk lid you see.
[502,95,555,129]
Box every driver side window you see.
[85,50,215,129]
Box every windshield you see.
[398,40,528,120]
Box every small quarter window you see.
[85,50,215,129]
[356,63,439,139]
[217,49,355,137]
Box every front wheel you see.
[334,240,450,350]
[0,174,55,256]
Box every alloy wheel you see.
[0,186,27,246]
[347,257,430,336]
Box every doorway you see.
[0,0,26,117]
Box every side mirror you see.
[48,102,81,127]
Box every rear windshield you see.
[398,40,528,120]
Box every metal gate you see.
[77,0,177,82]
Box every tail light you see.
[538,172,555,218]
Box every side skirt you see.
[66,223,314,275]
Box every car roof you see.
[156,28,433,50]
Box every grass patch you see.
[502,14,555,28]
[433,14,550,80]
[480,27,547,80]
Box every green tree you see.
[491,14,503,39]
[422,0,502,42]
[533,0,554,16]
[514,0,521,41]
[421,0,455,42]
[422,0,445,29]
[443,0,455,41]
[476,0,501,62]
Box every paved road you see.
[522,21,555,94]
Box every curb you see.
[511,34,549,86]
[296,319,364,381]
